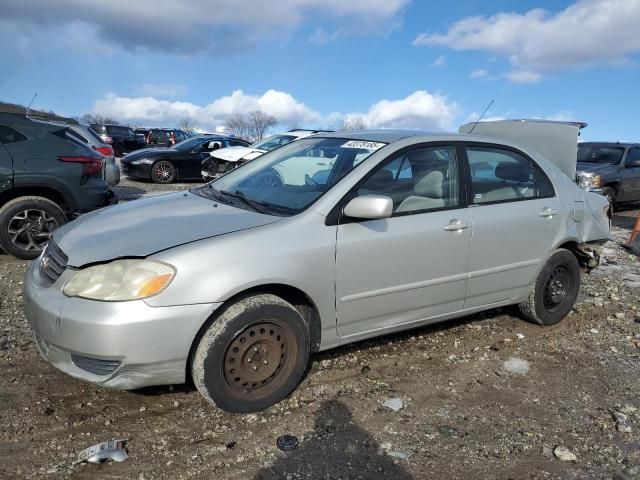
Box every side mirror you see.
[343,195,393,220]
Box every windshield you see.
[577,145,625,164]
[193,137,386,216]
[252,134,297,151]
[174,137,209,151]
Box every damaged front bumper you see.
[24,259,220,389]
[201,157,244,181]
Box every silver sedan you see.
[24,129,610,412]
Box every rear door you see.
[0,125,19,193]
[620,147,640,201]
[462,144,561,309]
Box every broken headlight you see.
[576,172,601,190]
[63,259,175,301]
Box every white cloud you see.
[413,0,640,72]
[505,71,542,84]
[1,0,409,55]
[91,89,459,132]
[430,55,447,68]
[469,69,489,79]
[136,84,188,98]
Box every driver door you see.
[335,144,471,339]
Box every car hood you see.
[211,146,265,163]
[53,191,282,267]
[123,148,177,161]
[576,162,617,174]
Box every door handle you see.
[443,219,469,232]
[539,207,558,218]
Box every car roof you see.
[580,141,638,147]
[314,129,454,143]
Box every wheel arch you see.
[186,283,322,384]
[0,186,72,214]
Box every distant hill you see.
[0,101,77,124]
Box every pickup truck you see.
[576,142,640,205]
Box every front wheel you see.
[151,160,176,184]
[0,197,67,260]
[518,249,580,326]
[601,186,616,208]
[190,294,310,413]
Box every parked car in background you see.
[146,128,190,148]
[25,127,609,413]
[90,124,146,157]
[66,124,120,187]
[201,129,332,180]
[576,142,640,205]
[0,113,115,259]
[121,135,249,183]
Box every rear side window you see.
[67,129,89,144]
[466,147,554,204]
[0,125,27,144]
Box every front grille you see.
[71,354,121,376]
[39,240,68,287]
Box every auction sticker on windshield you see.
[341,140,386,151]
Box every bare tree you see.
[179,118,195,133]
[224,114,251,140]
[80,113,119,125]
[335,117,367,131]
[248,110,277,141]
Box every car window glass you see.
[355,146,459,215]
[67,129,89,143]
[626,148,640,164]
[466,147,553,204]
[0,125,27,144]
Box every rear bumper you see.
[24,259,220,389]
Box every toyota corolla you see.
[24,126,610,413]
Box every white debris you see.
[382,397,404,412]
[503,357,530,375]
[554,446,576,462]
[516,333,525,339]
[589,328,599,334]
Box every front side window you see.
[466,147,554,204]
[252,134,297,151]
[0,125,27,144]
[355,145,459,215]
[625,148,640,165]
[195,137,386,216]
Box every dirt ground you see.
[1,177,640,479]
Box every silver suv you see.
[25,128,609,412]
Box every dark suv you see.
[576,142,640,204]
[90,124,146,157]
[0,113,115,259]
[146,128,190,148]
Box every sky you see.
[0,0,639,140]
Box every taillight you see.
[101,135,113,144]
[58,156,103,179]
[94,146,114,157]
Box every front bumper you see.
[24,259,220,389]
[201,157,242,180]
[121,160,152,180]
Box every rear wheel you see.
[0,197,67,260]
[151,160,176,184]
[191,294,310,413]
[113,142,125,157]
[518,249,580,326]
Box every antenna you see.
[468,99,494,133]
[25,92,38,117]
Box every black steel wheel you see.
[518,249,580,326]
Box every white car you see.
[201,129,332,180]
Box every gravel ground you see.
[1,172,640,479]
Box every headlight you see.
[63,259,175,301]
[577,173,601,189]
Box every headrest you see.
[414,170,444,198]
[495,162,530,183]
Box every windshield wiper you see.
[220,190,272,214]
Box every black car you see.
[146,128,190,148]
[121,135,250,183]
[90,124,146,157]
[0,113,115,259]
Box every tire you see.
[518,249,580,326]
[151,160,177,184]
[191,294,310,413]
[602,186,616,208]
[0,197,67,260]
[113,142,125,157]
